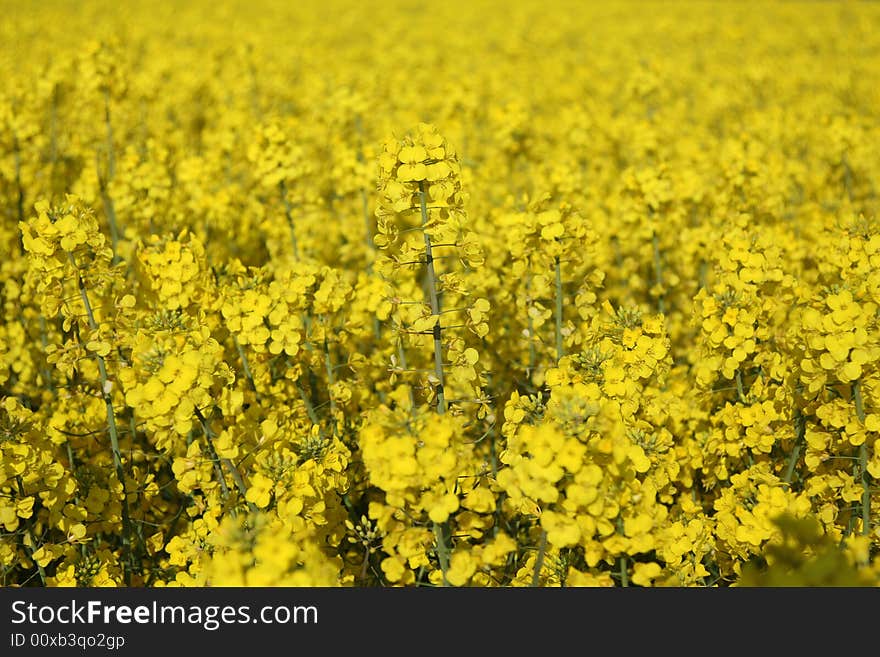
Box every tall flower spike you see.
[374,124,487,413]
[368,124,489,586]
[20,195,133,583]
[376,123,468,249]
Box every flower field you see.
[1,0,879,587]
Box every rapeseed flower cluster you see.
[1,0,878,587]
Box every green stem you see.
[323,331,339,437]
[853,380,871,538]
[359,548,370,583]
[531,530,547,587]
[296,379,321,426]
[418,181,446,415]
[859,441,869,538]
[234,336,261,405]
[73,261,131,585]
[735,370,746,403]
[66,441,76,478]
[194,406,253,510]
[201,423,229,500]
[101,189,120,260]
[419,180,450,586]
[433,522,450,587]
[783,410,805,487]
[554,256,564,361]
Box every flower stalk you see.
[73,259,132,584]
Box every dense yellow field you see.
[1,0,879,586]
